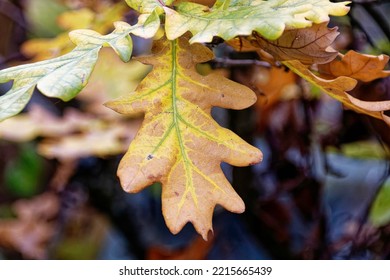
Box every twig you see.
[212,57,276,68]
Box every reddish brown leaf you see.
[284,60,390,125]
[228,23,339,65]
[252,23,339,65]
[318,51,390,82]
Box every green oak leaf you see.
[124,0,173,13]
[164,0,351,43]
[370,180,390,227]
[0,13,160,122]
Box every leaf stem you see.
[156,0,166,7]
[212,57,274,68]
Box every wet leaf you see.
[106,36,262,238]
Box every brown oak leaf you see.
[318,50,390,82]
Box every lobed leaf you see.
[318,51,390,82]
[125,0,173,13]
[22,3,130,61]
[284,60,390,125]
[164,0,350,43]
[250,23,340,65]
[106,36,262,238]
[0,13,160,122]
[370,180,390,227]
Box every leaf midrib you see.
[170,39,198,209]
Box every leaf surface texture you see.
[0,14,160,122]
[164,0,350,42]
[106,36,262,238]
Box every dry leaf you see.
[284,60,390,125]
[253,23,339,65]
[228,23,339,65]
[106,35,262,239]
[318,51,390,82]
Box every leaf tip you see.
[201,229,214,242]
[247,146,263,167]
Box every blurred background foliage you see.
[0,0,389,259]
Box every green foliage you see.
[370,180,390,227]
[164,0,350,42]
[0,14,160,122]
[5,144,44,198]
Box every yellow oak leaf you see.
[106,36,262,238]
[318,50,390,82]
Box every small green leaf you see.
[5,143,44,198]
[165,0,350,43]
[0,15,160,122]
[124,0,173,13]
[370,180,390,227]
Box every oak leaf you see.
[164,0,350,43]
[0,12,160,122]
[284,60,390,125]
[318,50,390,82]
[125,0,173,13]
[249,23,340,65]
[106,36,262,238]
[22,3,129,61]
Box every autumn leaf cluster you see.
[0,0,389,239]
